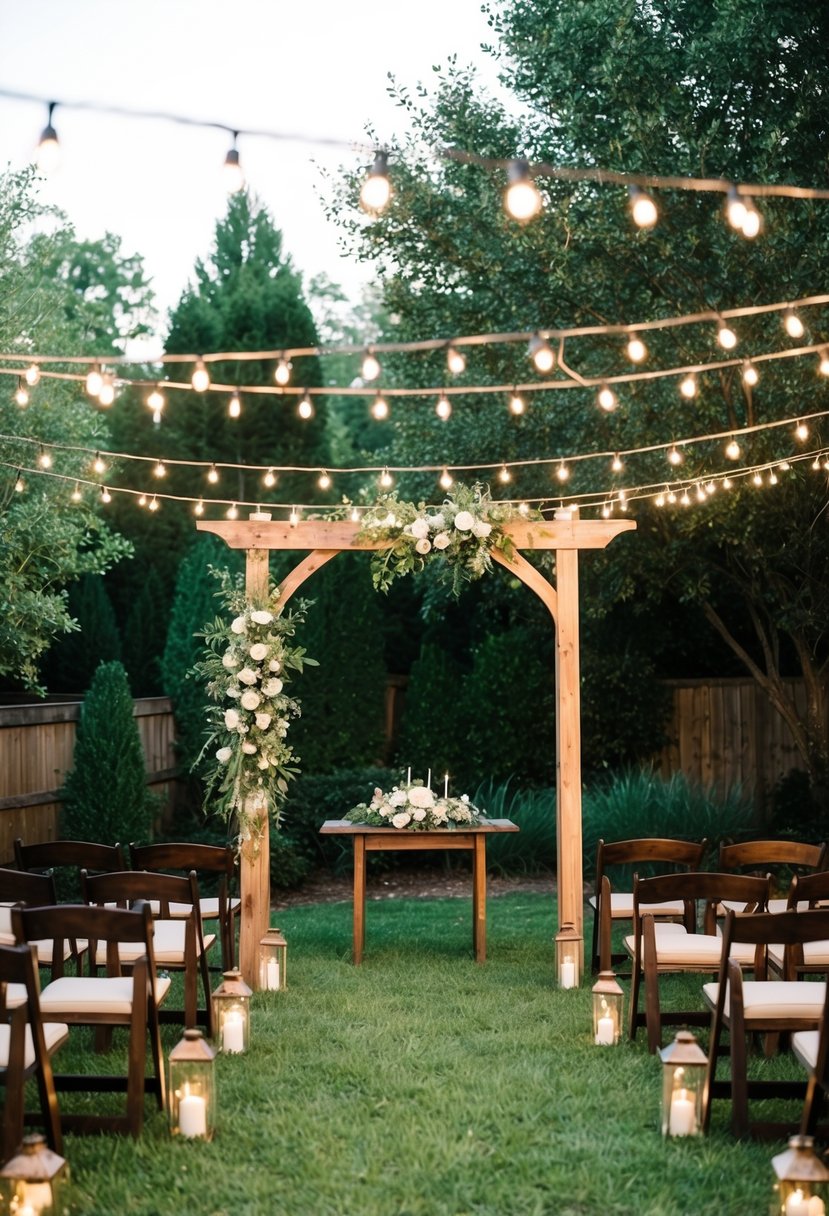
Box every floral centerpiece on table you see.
[358,483,519,595]
[345,779,485,831]
[194,569,316,848]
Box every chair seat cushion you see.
[792,1029,820,1073]
[624,925,758,966]
[718,898,807,916]
[5,983,28,1009]
[92,922,216,966]
[0,1020,69,1069]
[589,893,687,918]
[703,980,827,1020]
[167,897,240,920]
[39,975,171,1016]
[768,941,829,971]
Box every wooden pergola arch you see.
[199,513,635,986]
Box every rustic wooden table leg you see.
[473,836,486,963]
[353,836,366,965]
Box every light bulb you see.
[191,359,210,393]
[207,465,219,484]
[504,159,542,221]
[695,483,706,502]
[100,486,112,504]
[92,453,106,474]
[223,142,245,194]
[725,438,741,460]
[274,357,292,386]
[194,499,204,516]
[812,456,822,471]
[742,360,759,386]
[725,186,747,231]
[138,493,147,507]
[628,185,658,228]
[752,472,763,486]
[14,379,29,407]
[147,387,165,413]
[679,374,697,399]
[509,392,525,416]
[361,351,381,381]
[819,350,829,376]
[148,495,159,512]
[597,385,617,412]
[768,470,778,485]
[71,482,82,502]
[722,477,732,489]
[379,468,393,488]
[37,103,60,171]
[601,503,611,518]
[556,461,570,482]
[360,151,392,213]
[740,199,762,238]
[518,501,530,516]
[667,446,683,466]
[38,448,52,469]
[717,324,738,350]
[447,346,466,375]
[498,465,511,484]
[298,395,314,419]
[667,489,677,503]
[289,506,300,527]
[611,453,623,473]
[795,420,809,441]
[263,468,276,488]
[784,311,804,339]
[350,506,360,522]
[436,394,452,420]
[98,373,115,406]
[680,490,691,506]
[25,363,41,386]
[529,335,555,373]
[705,481,716,495]
[626,335,647,363]
[86,364,103,397]
[228,391,241,418]
[371,395,389,421]
[318,470,332,490]
[226,502,239,519]
[655,492,666,507]
[439,468,453,490]
[779,460,791,471]
[154,460,166,478]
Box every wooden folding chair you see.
[703,908,829,1139]
[718,839,827,913]
[83,869,215,1037]
[0,867,83,978]
[0,942,68,1157]
[589,837,707,973]
[11,901,169,1137]
[130,841,239,970]
[792,978,829,1137]
[14,839,127,903]
[768,871,829,980]
[626,870,770,1052]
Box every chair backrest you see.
[83,868,202,921]
[788,870,829,909]
[719,906,829,963]
[0,866,57,907]
[129,841,235,881]
[633,871,770,935]
[718,839,826,874]
[596,837,708,891]
[14,840,127,902]
[12,901,156,979]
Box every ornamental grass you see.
[60,892,800,1215]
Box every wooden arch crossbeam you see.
[198,513,635,987]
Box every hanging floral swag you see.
[357,483,522,595]
[194,568,317,851]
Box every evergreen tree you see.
[397,641,469,782]
[41,574,121,695]
[61,661,158,845]
[122,566,166,697]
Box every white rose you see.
[432,805,447,823]
[428,513,445,530]
[389,790,407,807]
[433,532,451,550]
[415,538,432,555]
[249,643,269,662]
[268,659,281,672]
[226,686,241,699]
[255,712,272,730]
[454,511,475,531]
[238,667,258,685]
[224,708,240,730]
[251,610,273,625]
[461,794,470,803]
[412,808,427,822]
[392,811,412,829]
[241,689,261,711]
[241,740,257,755]
[408,786,435,809]
[263,678,283,696]
[230,616,246,635]
[472,519,492,538]
[215,746,233,763]
[222,651,238,669]
[257,757,269,769]
[411,517,430,539]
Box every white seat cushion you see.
[624,925,758,966]
[703,980,827,1021]
[791,1029,820,1072]
[39,975,171,1016]
[92,922,216,966]
[718,898,808,916]
[768,941,829,971]
[0,1020,69,1069]
[0,905,13,936]
[5,983,29,1009]
[589,892,687,918]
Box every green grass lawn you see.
[54,892,808,1216]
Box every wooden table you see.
[319,819,519,964]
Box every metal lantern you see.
[168,1027,217,1140]
[659,1030,708,1137]
[259,927,288,992]
[0,1133,68,1215]
[212,968,252,1054]
[555,922,581,989]
[592,970,624,1045]
[771,1135,829,1216]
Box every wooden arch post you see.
[199,512,635,987]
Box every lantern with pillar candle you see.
[659,1030,708,1137]
[591,970,624,1045]
[212,968,252,1054]
[555,922,581,989]
[168,1028,217,1140]
[0,1134,67,1215]
[259,927,288,991]
[771,1136,829,1216]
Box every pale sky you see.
[0,0,511,348]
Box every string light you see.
[350,506,360,522]
[289,506,300,527]
[446,345,466,375]
[14,471,24,492]
[223,132,244,194]
[148,494,159,512]
[153,460,166,478]
[696,483,707,503]
[228,390,241,418]
[71,481,82,502]
[361,350,381,381]
[508,391,526,416]
[812,455,822,471]
[626,335,647,363]
[611,453,623,473]
[379,468,393,488]
[768,469,778,485]
[518,501,530,516]
[784,310,805,339]
[504,158,542,221]
[226,502,239,519]
[138,493,147,507]
[725,438,741,460]
[24,363,40,387]
[318,470,332,490]
[191,359,210,393]
[97,373,116,406]
[667,446,683,466]
[100,486,112,504]
[717,322,738,350]
[37,447,52,469]
[439,468,453,490]
[742,360,759,386]
[207,464,219,484]
[298,393,314,419]
[679,374,697,399]
[194,498,204,516]
[655,491,666,507]
[556,460,570,482]
[725,186,747,231]
[795,420,809,440]
[360,150,392,214]
[263,468,276,488]
[85,363,103,397]
[146,386,165,415]
[628,184,658,228]
[680,489,691,506]
[498,465,511,483]
[819,349,829,376]
[722,477,732,489]
[371,394,389,420]
[597,385,617,412]
[435,393,452,420]
[752,472,763,486]
[92,452,106,474]
[739,198,762,238]
[528,335,554,373]
[14,378,28,407]
[274,356,292,386]
[36,101,60,171]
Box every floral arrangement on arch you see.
[194,569,316,846]
[345,779,484,831]
[357,483,519,594]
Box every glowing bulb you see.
[509,392,526,416]
[100,486,112,504]
[518,501,530,516]
[812,456,822,471]
[148,495,159,512]
[379,468,393,489]
[742,361,759,386]
[628,185,658,228]
[154,460,166,478]
[138,494,147,507]
[611,453,623,473]
[71,482,82,502]
[626,335,647,363]
[717,324,738,350]
[667,490,677,503]
[439,468,453,490]
[263,468,276,488]
[223,139,245,194]
[529,335,555,373]
[679,374,697,399]
[740,199,762,238]
[597,385,617,412]
[274,357,292,386]
[194,499,204,516]
[498,465,511,484]
[819,350,829,376]
[722,477,732,489]
[725,438,741,460]
[361,351,381,381]
[504,159,542,221]
[207,465,219,484]
[318,470,332,490]
[191,359,210,393]
[92,453,106,474]
[655,492,665,507]
[298,395,314,419]
[14,473,24,492]
[768,470,778,485]
[37,103,60,171]
[25,363,41,386]
[784,311,805,339]
[447,346,466,375]
[779,460,791,471]
[436,394,452,420]
[85,364,103,397]
[725,186,747,231]
[98,373,115,406]
[289,506,300,527]
[752,472,763,486]
[350,506,360,522]
[556,461,570,482]
[226,502,239,520]
[38,448,52,469]
[360,151,392,213]
[14,379,29,407]
[705,481,716,495]
[667,446,683,466]
[795,421,809,441]
[371,395,389,420]
[228,391,241,418]
[601,503,611,518]
[147,387,165,413]
[680,490,691,506]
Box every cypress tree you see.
[42,574,121,695]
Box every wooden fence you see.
[0,697,177,863]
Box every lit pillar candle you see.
[19,1183,53,1215]
[178,1087,207,1137]
[444,773,449,799]
[427,768,431,789]
[595,1015,616,1045]
[559,957,575,989]
[406,767,411,785]
[785,1192,817,1216]
[266,959,280,990]
[222,1011,245,1053]
[668,1088,696,1136]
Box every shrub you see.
[280,766,400,876]
[42,573,121,694]
[769,768,824,841]
[122,565,166,696]
[396,642,469,780]
[470,778,556,875]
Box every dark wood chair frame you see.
[590,837,708,974]
[718,839,827,888]
[704,907,829,1140]
[11,901,166,1138]
[798,978,829,1138]
[0,866,86,976]
[14,838,127,878]
[776,870,829,980]
[628,870,770,1052]
[0,941,67,1157]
